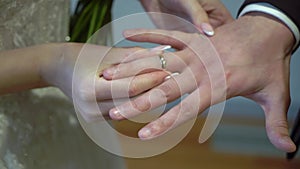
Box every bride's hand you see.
[40,43,170,121]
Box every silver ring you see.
[159,54,167,69]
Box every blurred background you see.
[110,0,300,168]
[0,0,299,169]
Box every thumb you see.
[261,97,296,152]
[181,1,214,36]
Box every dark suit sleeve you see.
[239,0,300,29]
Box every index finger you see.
[123,28,196,49]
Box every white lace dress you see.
[0,0,125,168]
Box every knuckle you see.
[178,101,195,118]
[150,72,165,85]
[225,69,232,85]
[159,81,178,99]
[272,119,288,129]
[223,69,236,96]
[128,81,139,97]
[131,97,151,112]
[157,118,171,131]
[151,118,173,134]
[266,119,289,135]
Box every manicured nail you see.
[164,72,179,81]
[109,109,123,120]
[102,69,113,79]
[138,128,152,139]
[150,45,171,52]
[201,23,214,36]
[103,67,119,79]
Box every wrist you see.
[240,13,294,57]
[40,42,83,95]
[39,43,67,87]
[210,12,294,65]
[238,3,299,51]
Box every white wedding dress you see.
[0,0,125,168]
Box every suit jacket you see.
[240,0,300,29]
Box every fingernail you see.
[200,23,214,36]
[103,67,118,79]
[102,69,113,79]
[138,128,152,139]
[123,30,135,37]
[109,109,123,120]
[164,72,179,81]
[150,45,172,52]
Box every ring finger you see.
[103,52,187,80]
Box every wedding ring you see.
[159,54,167,69]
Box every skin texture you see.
[140,0,233,33]
[0,43,168,120]
[103,13,297,153]
[1,1,297,153]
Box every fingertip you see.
[279,136,297,153]
[138,128,152,140]
[268,131,296,152]
[123,30,134,38]
[200,23,214,36]
[109,108,123,120]
[262,100,293,152]
[102,70,112,80]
